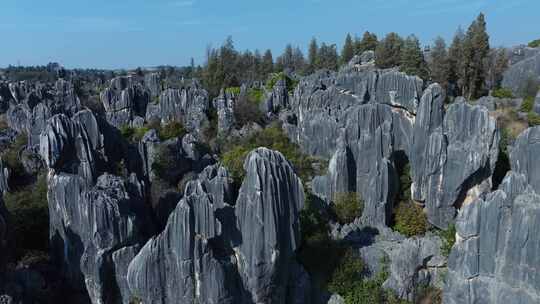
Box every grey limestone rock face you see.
[235,148,305,303]
[144,73,161,99]
[39,113,98,186]
[127,148,307,304]
[101,76,150,128]
[213,90,236,135]
[502,51,540,94]
[262,78,289,114]
[443,126,540,303]
[287,64,499,229]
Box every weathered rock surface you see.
[0,159,9,195]
[213,90,236,135]
[101,76,150,128]
[128,148,306,304]
[288,63,498,229]
[443,126,540,304]
[502,50,540,94]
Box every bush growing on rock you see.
[221,123,318,185]
[159,121,186,141]
[439,224,456,257]
[527,112,540,126]
[393,201,428,237]
[520,96,534,112]
[491,88,514,98]
[327,249,364,295]
[3,174,48,259]
[2,133,29,188]
[332,192,363,225]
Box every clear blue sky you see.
[0,0,538,69]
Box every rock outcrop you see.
[295,65,498,229]
[128,148,306,304]
[443,126,540,304]
[502,49,540,94]
[101,76,150,128]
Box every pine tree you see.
[355,31,379,55]
[375,32,403,69]
[400,35,428,79]
[462,13,490,99]
[340,33,355,65]
[486,48,508,90]
[429,36,449,89]
[318,43,339,71]
[308,37,319,73]
[447,28,465,97]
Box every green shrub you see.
[529,39,540,48]
[220,123,317,184]
[327,249,364,295]
[266,72,298,93]
[152,145,176,182]
[528,112,540,126]
[120,125,153,143]
[3,174,49,259]
[248,88,265,105]
[225,87,241,96]
[521,96,534,112]
[120,125,136,141]
[439,224,456,256]
[332,192,363,225]
[492,88,514,99]
[393,201,428,237]
[159,121,186,141]
[1,133,28,187]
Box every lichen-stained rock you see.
[39,114,97,185]
[510,126,540,192]
[235,148,305,303]
[443,172,540,304]
[127,173,242,304]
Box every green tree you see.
[318,43,339,71]
[375,32,404,69]
[355,31,379,55]
[429,36,449,89]
[308,37,319,72]
[447,28,467,99]
[340,33,355,65]
[528,39,540,48]
[462,13,490,99]
[261,49,274,76]
[400,34,428,79]
[332,192,363,225]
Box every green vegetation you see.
[492,88,514,99]
[439,224,457,257]
[520,96,534,112]
[225,86,241,96]
[159,121,186,141]
[3,174,49,259]
[393,201,428,238]
[247,88,264,105]
[152,145,176,183]
[529,39,540,48]
[298,192,343,277]
[266,72,298,93]
[120,121,186,143]
[1,133,28,188]
[527,112,540,126]
[220,123,319,185]
[332,192,363,225]
[327,249,364,296]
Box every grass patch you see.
[491,88,514,99]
